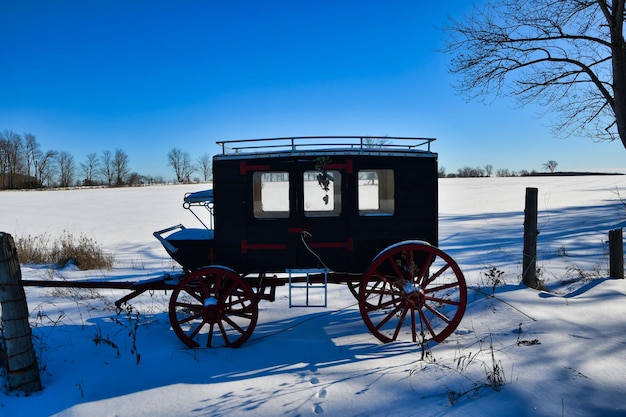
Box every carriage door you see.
[243,157,351,272]
[293,157,352,270]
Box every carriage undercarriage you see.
[23,244,467,349]
[163,240,467,349]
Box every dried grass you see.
[15,231,114,270]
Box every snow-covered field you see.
[1,175,625,417]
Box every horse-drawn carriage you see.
[153,136,467,348]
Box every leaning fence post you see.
[0,232,42,393]
[609,228,624,279]
[522,187,539,289]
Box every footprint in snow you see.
[313,403,324,414]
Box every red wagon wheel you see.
[359,241,467,344]
[169,266,258,348]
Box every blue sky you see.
[1,0,624,181]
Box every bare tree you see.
[445,0,626,149]
[543,160,558,173]
[0,131,12,188]
[0,130,25,189]
[57,151,75,187]
[484,164,493,177]
[168,148,194,183]
[197,152,212,182]
[457,166,486,177]
[113,148,130,186]
[168,148,184,182]
[23,133,40,183]
[126,172,144,186]
[182,153,194,183]
[100,150,114,186]
[497,168,512,177]
[36,150,57,188]
[363,137,390,148]
[80,152,100,185]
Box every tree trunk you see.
[610,1,626,149]
[0,232,42,393]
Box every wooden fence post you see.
[609,228,624,279]
[522,187,540,289]
[0,232,42,393]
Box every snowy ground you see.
[1,175,625,417]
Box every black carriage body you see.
[209,145,438,274]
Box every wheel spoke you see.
[182,288,204,304]
[406,250,415,279]
[225,308,254,319]
[363,281,397,298]
[391,304,409,340]
[423,302,453,324]
[418,308,437,339]
[417,250,435,285]
[217,321,231,346]
[365,295,401,312]
[223,315,247,336]
[206,323,215,347]
[384,254,406,281]
[198,274,212,298]
[367,275,394,302]
[177,310,202,325]
[373,302,404,331]
[223,295,250,310]
[188,320,206,340]
[424,281,460,293]
[423,263,451,287]
[424,294,461,307]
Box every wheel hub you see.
[202,296,223,323]
[402,282,425,308]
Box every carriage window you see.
[303,170,341,217]
[253,172,289,218]
[358,170,394,216]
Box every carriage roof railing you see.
[216,136,436,155]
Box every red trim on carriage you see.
[308,237,353,251]
[239,160,272,175]
[325,159,353,173]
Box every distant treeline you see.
[2,129,620,190]
[438,165,623,178]
[0,129,167,190]
[439,165,541,178]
